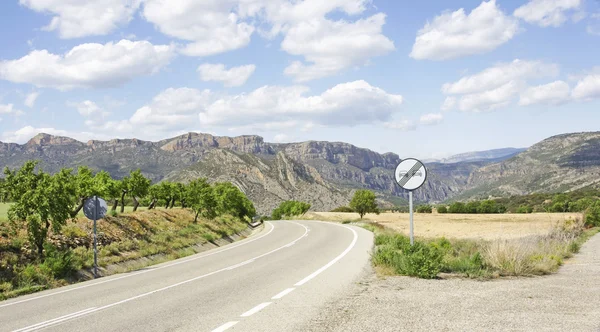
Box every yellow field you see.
[303,211,584,240]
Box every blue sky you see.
[0,0,599,160]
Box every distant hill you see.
[455,132,600,200]
[2,131,600,213]
[424,147,527,164]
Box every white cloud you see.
[0,40,175,90]
[0,126,102,144]
[457,80,521,112]
[519,80,571,106]
[199,80,403,127]
[410,0,520,60]
[588,24,600,36]
[273,133,294,143]
[419,113,444,125]
[118,80,402,136]
[441,96,457,111]
[572,74,600,101]
[141,0,254,57]
[442,59,559,95]
[197,63,256,87]
[0,104,25,116]
[24,91,39,108]
[383,120,417,131]
[281,14,395,82]
[68,100,109,117]
[20,0,141,39]
[514,0,582,27]
[441,59,560,112]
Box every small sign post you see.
[83,196,108,278]
[394,158,428,246]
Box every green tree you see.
[157,181,175,209]
[271,201,311,219]
[187,178,217,222]
[349,190,379,219]
[174,183,187,208]
[147,184,161,210]
[127,170,151,212]
[477,200,497,214]
[4,162,75,258]
[105,179,123,211]
[465,201,480,214]
[448,202,466,214]
[119,176,130,213]
[437,206,448,213]
[213,182,256,220]
[69,166,94,218]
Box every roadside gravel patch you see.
[298,233,600,332]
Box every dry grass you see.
[303,211,583,240]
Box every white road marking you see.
[240,302,272,317]
[226,259,254,270]
[9,222,309,331]
[0,222,275,309]
[211,321,239,332]
[12,307,97,332]
[272,288,295,300]
[294,223,358,286]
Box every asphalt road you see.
[0,220,374,332]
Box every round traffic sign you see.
[83,196,108,220]
[394,158,427,191]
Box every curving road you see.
[0,220,374,332]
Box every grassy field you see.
[302,211,583,240]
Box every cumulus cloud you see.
[419,113,444,125]
[24,91,39,108]
[441,59,559,112]
[572,74,600,101]
[197,63,256,87]
[141,0,393,81]
[410,0,520,60]
[0,126,102,144]
[114,80,402,136]
[20,0,141,39]
[514,0,582,27]
[0,40,175,90]
[273,133,294,143]
[68,100,110,118]
[281,14,395,82]
[141,0,254,57]
[519,80,571,106]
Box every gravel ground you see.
[297,233,600,332]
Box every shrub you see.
[437,206,448,214]
[416,205,432,213]
[448,202,466,213]
[331,206,355,213]
[372,233,442,279]
[42,243,75,278]
[71,247,93,270]
[18,264,54,287]
[61,224,87,239]
[516,205,533,214]
[584,204,600,227]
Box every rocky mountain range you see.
[1,131,599,214]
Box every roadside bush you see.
[372,233,442,279]
[18,264,54,288]
[416,205,432,213]
[437,206,448,214]
[61,224,87,239]
[271,200,311,220]
[42,243,75,278]
[71,247,93,270]
[331,206,355,213]
[584,204,600,227]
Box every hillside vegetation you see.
[0,160,258,300]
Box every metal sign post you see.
[394,158,427,246]
[83,196,108,279]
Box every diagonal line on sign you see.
[398,162,422,187]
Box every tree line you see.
[1,161,256,258]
